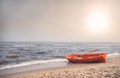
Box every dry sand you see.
[0,57,120,78]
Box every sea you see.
[0,42,120,75]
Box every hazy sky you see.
[0,0,120,42]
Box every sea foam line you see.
[107,52,120,58]
[0,59,68,70]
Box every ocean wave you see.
[107,52,120,58]
[0,59,68,70]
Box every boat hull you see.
[66,53,107,63]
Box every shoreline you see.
[0,57,120,78]
[0,54,119,76]
[0,59,68,75]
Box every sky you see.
[0,0,120,42]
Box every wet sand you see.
[0,57,120,78]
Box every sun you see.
[87,11,109,33]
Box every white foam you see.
[0,59,68,70]
[107,52,120,58]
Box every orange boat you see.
[66,53,107,63]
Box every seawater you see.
[0,42,120,70]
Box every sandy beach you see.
[0,57,120,78]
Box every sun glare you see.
[87,10,109,33]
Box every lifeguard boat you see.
[66,53,107,63]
